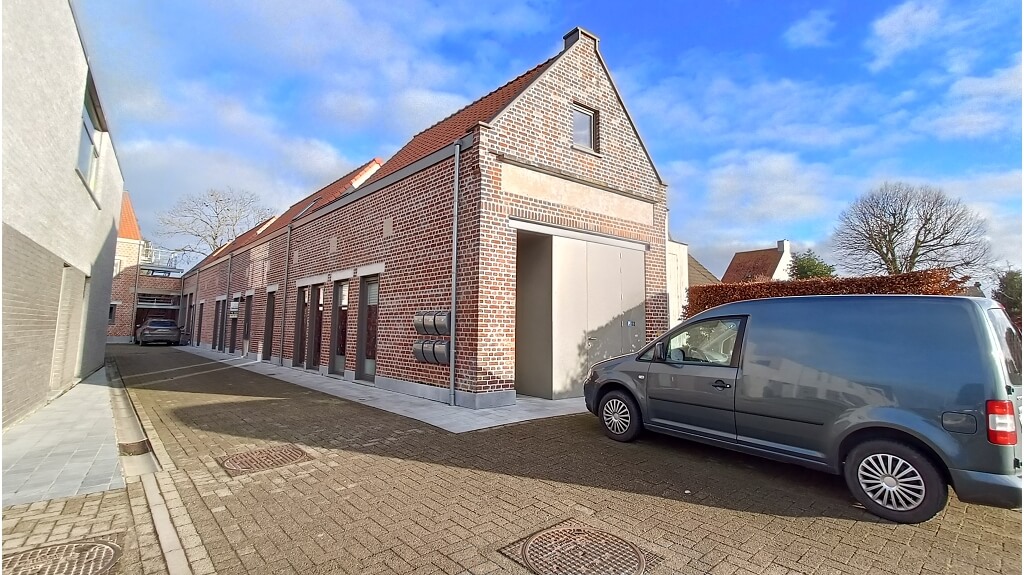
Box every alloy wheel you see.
[602,398,631,435]
[857,453,926,511]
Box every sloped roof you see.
[189,158,381,272]
[688,254,720,286]
[722,248,784,283]
[118,192,143,240]
[364,57,557,186]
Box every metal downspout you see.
[449,142,461,406]
[277,225,293,365]
[193,267,200,345]
[223,253,233,352]
[131,240,141,342]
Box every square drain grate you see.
[216,444,314,476]
[499,519,663,575]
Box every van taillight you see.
[986,400,1018,445]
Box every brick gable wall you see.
[180,31,667,401]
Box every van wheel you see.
[844,440,947,524]
[598,390,641,442]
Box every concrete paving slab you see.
[174,345,588,433]
[1,368,125,506]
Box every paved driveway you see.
[111,345,1022,575]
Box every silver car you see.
[135,319,181,345]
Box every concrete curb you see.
[106,358,201,575]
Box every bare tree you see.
[156,187,275,257]
[832,182,992,277]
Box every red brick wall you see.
[473,33,669,391]
[181,33,667,396]
[108,239,141,337]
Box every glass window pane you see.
[666,319,740,366]
[573,108,593,148]
[77,125,94,178]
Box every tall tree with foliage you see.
[788,249,837,279]
[832,182,991,276]
[157,187,275,257]
[992,266,1022,320]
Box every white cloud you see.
[866,1,943,71]
[119,138,309,244]
[783,10,835,48]
[912,56,1022,138]
[389,89,468,135]
[280,138,354,186]
[704,150,842,222]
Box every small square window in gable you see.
[572,104,597,150]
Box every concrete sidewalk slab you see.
[2,368,125,506]
[174,345,588,433]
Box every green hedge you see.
[684,268,967,319]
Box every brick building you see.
[2,1,125,426]
[107,193,185,343]
[179,28,668,408]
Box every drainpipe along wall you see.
[131,240,141,342]
[449,141,460,406]
[222,253,233,350]
[277,225,293,365]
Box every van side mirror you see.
[653,341,666,362]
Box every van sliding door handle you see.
[711,380,731,390]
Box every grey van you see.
[583,295,1022,523]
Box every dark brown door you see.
[357,276,379,382]
[306,285,323,370]
[262,291,275,360]
[331,281,348,374]
[294,287,308,367]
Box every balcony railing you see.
[140,243,183,270]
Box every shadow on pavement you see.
[111,345,886,523]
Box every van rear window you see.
[988,308,1021,385]
[149,320,178,328]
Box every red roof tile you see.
[189,158,381,271]
[364,57,556,186]
[721,248,784,283]
[118,193,143,240]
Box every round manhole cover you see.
[2,540,122,575]
[522,526,646,575]
[220,444,311,474]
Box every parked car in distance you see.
[135,319,181,346]
[584,295,1022,523]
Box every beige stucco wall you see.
[667,240,689,325]
[502,163,655,226]
[1,0,123,425]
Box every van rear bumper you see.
[950,468,1022,509]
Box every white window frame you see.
[572,104,597,150]
[76,90,100,189]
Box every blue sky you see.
[73,0,1021,280]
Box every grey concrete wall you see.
[2,0,123,423]
[514,233,553,398]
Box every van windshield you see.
[988,308,1021,387]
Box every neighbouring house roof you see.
[363,57,557,187]
[721,248,784,283]
[187,158,382,273]
[118,192,143,241]
[688,254,720,286]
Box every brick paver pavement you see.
[111,345,1022,575]
[1,486,154,574]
